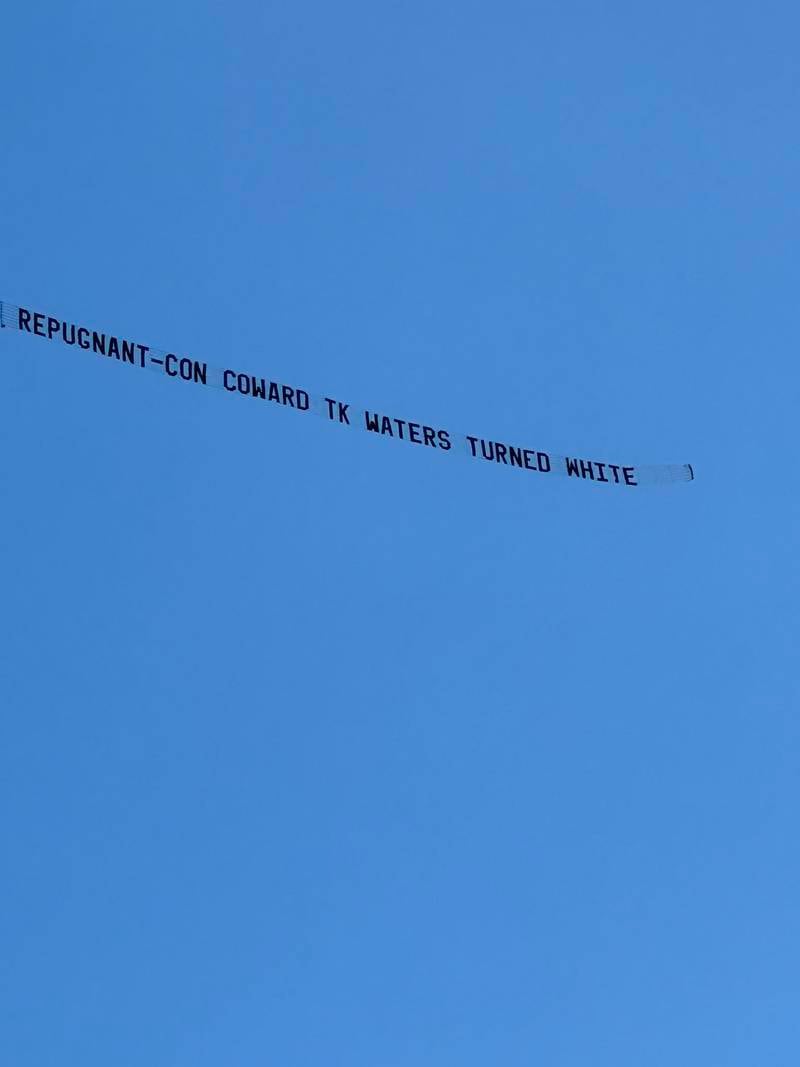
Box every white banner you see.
[1,300,694,489]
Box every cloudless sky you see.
[1,2,799,1064]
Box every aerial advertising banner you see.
[1,300,693,489]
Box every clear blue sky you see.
[1,3,798,1064]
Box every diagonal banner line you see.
[0,299,693,489]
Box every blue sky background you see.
[1,2,798,1064]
